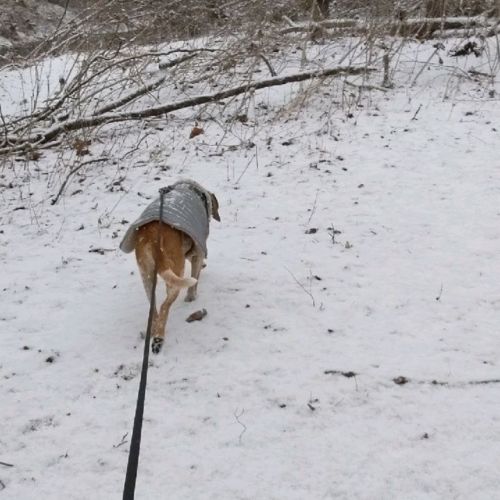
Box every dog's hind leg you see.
[152,254,198,353]
[136,242,159,334]
[151,284,180,354]
[151,260,189,353]
[185,252,203,302]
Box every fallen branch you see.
[92,74,167,116]
[404,377,500,387]
[284,266,316,307]
[1,64,375,154]
[280,15,495,39]
[281,18,357,34]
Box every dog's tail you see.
[162,269,197,289]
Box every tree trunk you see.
[495,0,500,17]
[425,0,446,17]
[311,0,329,20]
[316,0,329,18]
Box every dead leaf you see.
[72,138,92,156]
[186,308,207,322]
[189,126,204,139]
[393,376,409,385]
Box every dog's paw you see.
[151,337,164,354]
[184,294,196,302]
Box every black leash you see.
[123,187,168,500]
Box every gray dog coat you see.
[119,180,211,257]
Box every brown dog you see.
[120,180,220,353]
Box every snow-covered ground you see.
[1,38,500,499]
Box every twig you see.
[0,105,10,147]
[52,0,71,34]
[51,157,109,205]
[282,15,299,28]
[157,49,215,69]
[113,433,128,448]
[394,377,500,387]
[259,54,277,77]
[235,153,256,184]
[88,247,115,255]
[465,379,500,385]
[234,408,247,445]
[345,80,388,92]
[157,52,197,70]
[327,224,338,244]
[422,378,500,387]
[468,69,495,78]
[411,104,422,121]
[0,461,14,468]
[284,266,316,307]
[92,74,167,116]
[306,189,320,225]
[411,46,441,87]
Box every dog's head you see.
[171,179,220,222]
[210,192,221,222]
[171,179,221,223]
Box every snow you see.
[0,55,77,117]
[1,37,500,499]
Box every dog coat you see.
[119,181,210,257]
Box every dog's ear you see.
[210,193,221,221]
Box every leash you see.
[123,186,169,500]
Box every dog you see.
[120,179,220,353]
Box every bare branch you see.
[51,157,110,205]
[20,64,374,149]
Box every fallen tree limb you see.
[280,15,495,38]
[1,64,375,154]
[281,18,357,34]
